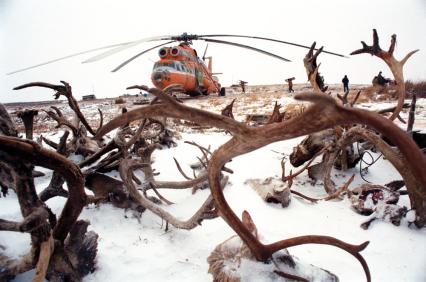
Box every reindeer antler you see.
[350,29,419,120]
[0,136,86,242]
[14,81,97,135]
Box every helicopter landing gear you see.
[189,90,202,97]
[220,87,226,96]
[201,87,209,96]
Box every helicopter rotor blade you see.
[202,44,209,61]
[201,38,291,62]
[82,35,173,63]
[199,34,347,58]
[6,41,138,75]
[111,41,176,72]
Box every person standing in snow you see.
[285,77,295,93]
[342,75,349,93]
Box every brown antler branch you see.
[407,94,416,134]
[14,81,97,135]
[43,106,78,136]
[0,104,18,137]
[0,206,49,232]
[304,42,327,92]
[173,157,193,180]
[0,136,86,242]
[95,85,247,139]
[221,99,236,119]
[267,101,285,123]
[16,109,38,140]
[97,108,104,131]
[282,144,331,182]
[350,29,419,120]
[119,158,226,229]
[38,131,70,202]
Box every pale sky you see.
[1,0,425,102]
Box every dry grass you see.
[243,94,260,103]
[114,97,126,104]
[206,98,224,107]
[283,103,306,119]
[406,80,426,98]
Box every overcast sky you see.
[1,0,425,103]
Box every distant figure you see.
[285,77,295,93]
[342,75,349,93]
[377,71,389,86]
[239,80,247,93]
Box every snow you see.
[2,92,426,282]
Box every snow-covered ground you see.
[2,87,426,281]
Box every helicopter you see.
[7,32,346,97]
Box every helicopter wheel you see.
[189,91,201,97]
[220,87,226,96]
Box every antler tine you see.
[312,46,324,61]
[184,141,213,157]
[119,158,226,229]
[173,157,193,180]
[307,42,316,58]
[50,106,63,117]
[350,90,362,107]
[126,85,149,91]
[197,156,208,170]
[13,82,65,91]
[42,108,79,136]
[97,108,104,132]
[145,84,183,105]
[267,236,371,281]
[282,144,330,182]
[280,158,285,180]
[163,84,185,95]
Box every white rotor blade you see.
[82,35,173,63]
[111,41,176,72]
[6,41,134,75]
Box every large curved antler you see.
[350,29,419,120]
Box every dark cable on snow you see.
[356,142,383,183]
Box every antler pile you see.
[95,84,426,280]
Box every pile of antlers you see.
[1,29,424,281]
[290,30,425,229]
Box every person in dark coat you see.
[342,75,349,93]
[377,71,388,86]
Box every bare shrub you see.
[406,80,426,98]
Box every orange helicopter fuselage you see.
[151,43,220,96]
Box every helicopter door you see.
[195,68,203,87]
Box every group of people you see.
[285,71,388,93]
[342,71,391,92]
